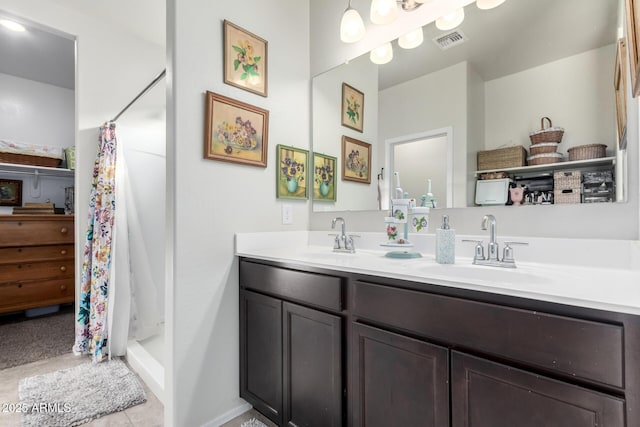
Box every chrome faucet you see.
[330,217,357,253]
[481,214,499,261]
[463,214,528,268]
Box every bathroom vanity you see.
[238,234,640,427]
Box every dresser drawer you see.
[240,260,343,312]
[0,259,74,282]
[0,278,74,313]
[0,244,74,264]
[0,216,74,247]
[353,281,624,388]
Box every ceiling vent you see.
[433,30,467,50]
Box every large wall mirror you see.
[312,0,625,212]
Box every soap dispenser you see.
[435,215,455,264]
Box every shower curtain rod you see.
[110,68,166,123]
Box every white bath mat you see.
[241,418,269,427]
[18,358,146,426]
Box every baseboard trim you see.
[202,401,252,427]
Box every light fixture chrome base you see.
[400,0,423,11]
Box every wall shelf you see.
[475,157,616,177]
[0,162,74,179]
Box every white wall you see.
[485,45,617,156]
[169,0,310,425]
[467,65,485,205]
[313,53,379,211]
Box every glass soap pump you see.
[435,215,455,264]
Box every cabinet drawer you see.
[0,217,74,246]
[0,244,74,264]
[0,259,74,282]
[0,278,74,313]
[353,281,624,388]
[240,260,343,312]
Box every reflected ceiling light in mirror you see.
[371,0,398,25]
[340,0,366,43]
[398,27,424,49]
[476,0,507,10]
[436,7,465,31]
[370,42,394,64]
[0,19,26,32]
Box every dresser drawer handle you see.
[60,249,67,255]
[17,283,22,288]
[60,227,68,234]
[60,285,67,291]
[60,266,67,272]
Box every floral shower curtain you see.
[73,123,118,362]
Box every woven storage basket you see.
[529,117,564,144]
[527,153,563,166]
[529,142,559,155]
[477,146,527,170]
[567,144,606,161]
[554,188,581,204]
[0,152,61,168]
[554,171,581,190]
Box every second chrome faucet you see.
[331,217,357,253]
[463,214,527,268]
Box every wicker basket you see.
[0,152,61,168]
[529,117,564,144]
[477,146,527,170]
[554,188,581,204]
[527,153,563,166]
[567,144,607,161]
[554,171,581,190]
[529,142,559,155]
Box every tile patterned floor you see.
[221,408,278,427]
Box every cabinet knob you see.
[60,285,67,291]
[17,283,22,288]
[17,264,22,269]
[60,249,67,255]
[60,227,68,234]
[17,248,22,253]
[60,266,67,272]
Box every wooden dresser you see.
[0,215,75,314]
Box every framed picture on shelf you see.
[276,145,309,200]
[626,0,640,96]
[223,20,268,97]
[615,38,628,149]
[341,83,364,132]
[341,136,371,184]
[0,179,22,206]
[204,91,269,167]
[313,152,337,202]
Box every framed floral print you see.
[615,38,628,149]
[0,179,22,206]
[277,145,309,199]
[341,83,364,132]
[313,153,337,202]
[204,91,269,167]
[626,0,640,96]
[224,20,268,97]
[341,136,371,184]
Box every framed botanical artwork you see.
[313,153,337,202]
[341,136,371,184]
[626,0,640,97]
[204,91,269,167]
[223,20,268,97]
[341,83,364,132]
[276,145,309,199]
[615,38,628,149]
[0,179,22,206]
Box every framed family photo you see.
[276,145,309,200]
[0,179,22,206]
[224,20,268,97]
[313,153,337,202]
[341,136,371,184]
[204,91,269,167]
[341,83,364,132]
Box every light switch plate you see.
[282,204,293,225]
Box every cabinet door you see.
[240,290,283,425]
[283,302,342,427]
[351,323,449,427]
[451,351,625,427]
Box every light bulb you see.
[476,0,507,10]
[370,0,398,25]
[0,19,26,32]
[340,8,365,43]
[370,42,393,64]
[435,7,465,31]
[398,27,424,49]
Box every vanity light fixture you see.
[370,0,399,25]
[476,0,507,10]
[398,27,424,49]
[435,7,465,31]
[0,19,26,32]
[340,0,366,43]
[370,42,394,64]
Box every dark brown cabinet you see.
[351,322,449,427]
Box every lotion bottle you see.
[435,215,455,264]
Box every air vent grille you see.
[433,30,467,50]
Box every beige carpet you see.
[0,305,75,370]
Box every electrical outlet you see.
[282,204,293,225]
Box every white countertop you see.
[236,231,640,316]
